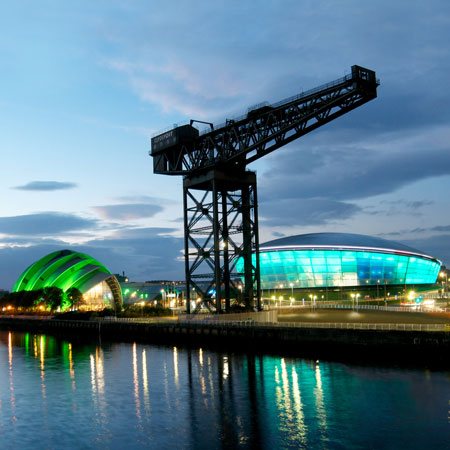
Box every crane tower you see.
[150,65,379,313]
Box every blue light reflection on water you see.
[0,331,449,449]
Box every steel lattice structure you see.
[151,65,379,313]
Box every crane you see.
[150,65,379,313]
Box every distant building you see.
[13,250,122,310]
[120,280,185,307]
[237,232,441,294]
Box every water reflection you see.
[39,335,46,400]
[67,343,75,387]
[314,362,328,437]
[0,331,449,449]
[7,332,16,423]
[142,349,150,414]
[132,342,141,420]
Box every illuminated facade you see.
[13,250,122,309]
[236,233,441,290]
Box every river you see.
[0,330,449,449]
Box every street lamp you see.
[238,284,243,300]
[278,295,284,307]
[309,294,317,310]
[440,271,448,298]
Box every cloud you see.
[401,234,450,266]
[260,198,361,227]
[102,1,450,131]
[260,128,450,203]
[100,2,450,236]
[0,212,97,236]
[107,59,243,120]
[115,195,175,205]
[364,199,434,217]
[84,232,184,282]
[109,227,179,239]
[13,181,77,191]
[0,225,184,290]
[256,124,450,226]
[380,224,450,237]
[92,195,177,221]
[93,203,164,220]
[0,236,68,246]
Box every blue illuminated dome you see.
[237,232,441,289]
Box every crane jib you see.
[150,65,378,176]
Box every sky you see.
[1,0,450,289]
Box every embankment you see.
[1,315,450,365]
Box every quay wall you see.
[1,317,450,363]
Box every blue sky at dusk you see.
[1,0,450,289]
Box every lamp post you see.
[440,271,448,299]
[289,282,294,303]
[160,289,166,308]
[238,284,243,303]
[277,284,284,307]
[309,294,317,310]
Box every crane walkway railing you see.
[199,72,356,136]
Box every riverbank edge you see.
[1,316,450,365]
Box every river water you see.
[0,330,449,449]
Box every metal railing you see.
[95,316,176,324]
[267,303,449,313]
[319,304,449,313]
[177,318,450,332]
[2,315,447,333]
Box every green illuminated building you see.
[13,249,122,309]
[236,233,441,291]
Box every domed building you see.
[13,249,122,310]
[237,233,441,292]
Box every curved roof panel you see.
[261,232,432,258]
[13,249,113,294]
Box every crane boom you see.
[151,65,378,175]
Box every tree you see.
[42,287,64,311]
[66,287,84,310]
